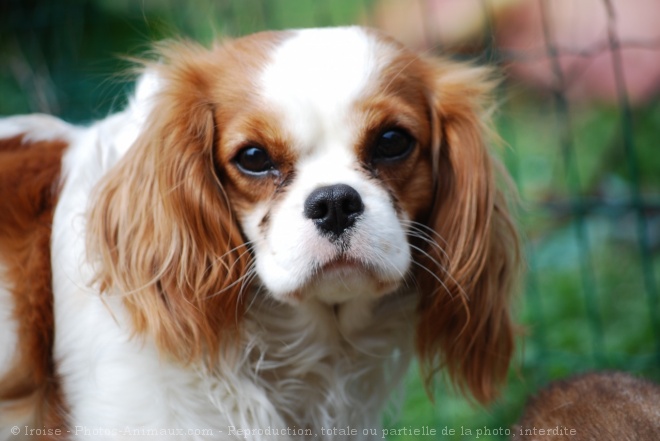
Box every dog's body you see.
[515,372,660,440]
[0,27,519,440]
[2,112,404,437]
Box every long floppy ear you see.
[415,61,520,403]
[87,42,250,363]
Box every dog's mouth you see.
[318,256,366,274]
[282,256,401,304]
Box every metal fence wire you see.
[516,0,660,371]
[1,0,659,438]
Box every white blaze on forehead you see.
[243,27,411,301]
[260,27,390,153]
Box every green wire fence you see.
[2,0,659,439]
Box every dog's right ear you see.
[414,60,521,404]
[87,42,252,363]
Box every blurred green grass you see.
[2,1,659,440]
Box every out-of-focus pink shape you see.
[498,0,660,104]
[372,0,660,104]
[371,0,520,49]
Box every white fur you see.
[0,28,419,440]
[0,113,75,144]
[251,28,410,302]
[0,264,17,380]
[261,28,378,152]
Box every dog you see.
[0,27,519,440]
[515,371,660,440]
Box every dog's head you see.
[88,27,519,403]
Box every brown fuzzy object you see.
[515,371,660,440]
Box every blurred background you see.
[2,0,659,439]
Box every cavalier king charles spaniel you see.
[0,27,519,440]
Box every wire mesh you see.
[1,0,659,438]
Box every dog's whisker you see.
[407,242,468,301]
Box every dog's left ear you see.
[87,42,251,363]
[415,61,520,403]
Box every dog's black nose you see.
[304,184,364,237]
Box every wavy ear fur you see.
[415,61,520,403]
[87,42,250,363]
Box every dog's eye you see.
[372,129,415,162]
[234,146,275,175]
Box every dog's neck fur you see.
[207,293,415,436]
